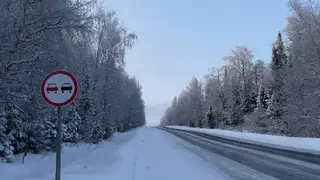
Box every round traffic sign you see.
[41,70,78,107]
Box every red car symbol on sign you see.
[47,83,58,93]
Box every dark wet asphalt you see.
[162,128,320,180]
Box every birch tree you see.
[283,0,320,137]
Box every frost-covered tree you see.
[268,33,288,118]
[206,105,214,129]
[224,46,255,113]
[169,97,178,125]
[160,0,320,137]
[90,8,139,142]
[63,104,80,143]
[0,0,146,161]
[253,60,266,88]
[204,68,227,127]
[3,103,27,154]
[256,86,267,110]
[160,77,205,128]
[186,77,205,127]
[0,112,14,162]
[230,77,244,125]
[78,75,96,142]
[282,0,320,137]
[161,47,257,128]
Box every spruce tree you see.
[0,112,14,162]
[268,32,287,117]
[231,84,243,125]
[78,75,96,142]
[256,86,266,110]
[63,104,80,143]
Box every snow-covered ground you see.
[1,127,230,180]
[167,126,320,153]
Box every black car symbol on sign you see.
[61,83,72,93]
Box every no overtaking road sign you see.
[41,70,78,107]
[40,70,78,180]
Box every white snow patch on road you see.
[167,126,320,153]
[1,127,229,180]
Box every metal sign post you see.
[55,106,62,180]
[40,70,78,180]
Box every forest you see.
[160,0,320,139]
[0,0,146,162]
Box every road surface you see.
[3,127,320,180]
[163,127,320,180]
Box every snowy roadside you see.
[166,126,320,153]
[1,127,231,180]
[0,130,137,180]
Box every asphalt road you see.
[162,128,320,180]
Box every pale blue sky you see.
[103,0,290,126]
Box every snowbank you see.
[0,129,138,180]
[166,126,320,153]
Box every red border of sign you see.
[41,70,78,107]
